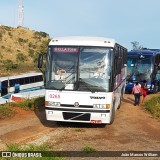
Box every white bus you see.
[0,72,44,98]
[38,36,127,124]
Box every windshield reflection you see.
[78,47,112,92]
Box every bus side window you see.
[25,77,29,84]
[19,78,24,85]
[10,79,17,87]
[38,75,43,82]
[116,46,122,74]
[2,80,8,88]
[30,76,35,83]
[114,47,118,76]
[1,80,8,96]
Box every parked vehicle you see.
[38,36,127,124]
[125,49,160,93]
[0,72,44,98]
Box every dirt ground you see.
[0,94,160,160]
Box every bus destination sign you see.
[54,47,78,53]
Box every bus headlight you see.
[48,101,61,106]
[93,104,110,109]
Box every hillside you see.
[0,25,51,76]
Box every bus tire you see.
[118,88,124,109]
[117,97,121,110]
[109,103,115,125]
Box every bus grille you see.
[63,112,90,121]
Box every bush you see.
[18,38,24,44]
[12,97,45,110]
[28,49,35,58]
[81,145,96,153]
[3,59,18,71]
[12,99,34,110]
[29,42,33,48]
[34,97,45,109]
[34,31,49,38]
[16,53,27,63]
[144,95,160,118]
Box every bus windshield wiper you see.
[59,72,76,90]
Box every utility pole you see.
[18,0,24,26]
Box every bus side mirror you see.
[38,53,43,68]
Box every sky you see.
[0,0,160,50]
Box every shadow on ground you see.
[122,94,134,105]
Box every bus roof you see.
[0,72,42,82]
[128,49,160,56]
[49,36,117,48]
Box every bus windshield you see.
[138,55,152,73]
[127,54,153,82]
[127,55,138,79]
[136,55,152,81]
[45,46,112,92]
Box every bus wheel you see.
[109,104,115,125]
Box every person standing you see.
[132,82,141,106]
[141,80,147,105]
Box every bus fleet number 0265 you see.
[49,94,60,99]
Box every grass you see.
[0,104,15,119]
[81,145,96,153]
[12,99,34,110]
[1,143,66,160]
[0,97,45,119]
[144,94,160,118]
[6,143,49,151]
[12,97,45,110]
